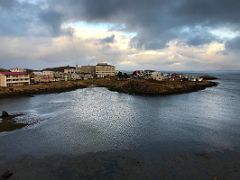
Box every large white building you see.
[96,63,115,78]
[0,72,30,87]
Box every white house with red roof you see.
[0,72,30,87]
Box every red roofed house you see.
[0,72,30,87]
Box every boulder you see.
[1,170,13,179]
[2,111,9,118]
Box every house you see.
[0,72,30,87]
[64,68,80,81]
[42,71,55,82]
[132,70,144,79]
[64,68,76,74]
[95,63,115,78]
[32,71,56,83]
[144,70,155,79]
[32,71,43,83]
[32,71,65,83]
[53,71,65,81]
[151,71,164,81]
[76,65,96,77]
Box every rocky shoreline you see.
[0,81,87,98]
[0,79,217,98]
[0,111,28,133]
[107,79,218,95]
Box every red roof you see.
[0,72,28,76]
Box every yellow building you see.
[0,72,30,87]
[77,65,96,76]
[96,63,115,78]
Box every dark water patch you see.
[1,149,240,180]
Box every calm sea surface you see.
[0,72,240,160]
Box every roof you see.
[0,72,28,76]
[144,70,155,72]
[96,63,113,66]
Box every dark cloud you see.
[39,9,64,36]
[0,0,44,36]
[1,0,240,48]
[179,27,219,46]
[0,0,240,70]
[45,0,240,49]
[175,0,240,25]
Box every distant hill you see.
[42,66,75,72]
[0,68,8,72]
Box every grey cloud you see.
[175,0,240,25]
[1,0,240,70]
[0,0,65,37]
[39,9,64,36]
[0,1,45,36]
[99,35,115,44]
[179,27,219,46]
[46,0,240,49]
[0,0,15,8]
[226,36,240,50]
[1,0,240,47]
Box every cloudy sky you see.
[0,0,240,70]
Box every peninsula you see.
[0,78,217,98]
[0,64,218,98]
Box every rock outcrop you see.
[1,111,9,118]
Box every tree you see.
[123,73,128,79]
[117,71,123,79]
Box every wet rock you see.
[2,111,9,118]
[1,170,13,179]
[196,153,210,159]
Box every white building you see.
[64,68,80,81]
[33,71,65,83]
[0,72,30,87]
[144,70,155,79]
[64,68,76,74]
[32,71,55,83]
[151,72,164,81]
[96,63,115,78]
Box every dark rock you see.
[196,153,210,159]
[2,111,9,118]
[1,170,13,179]
[200,75,218,80]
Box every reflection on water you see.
[0,72,240,160]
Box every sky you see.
[0,0,240,71]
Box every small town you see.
[1,0,239,179]
[0,63,204,88]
